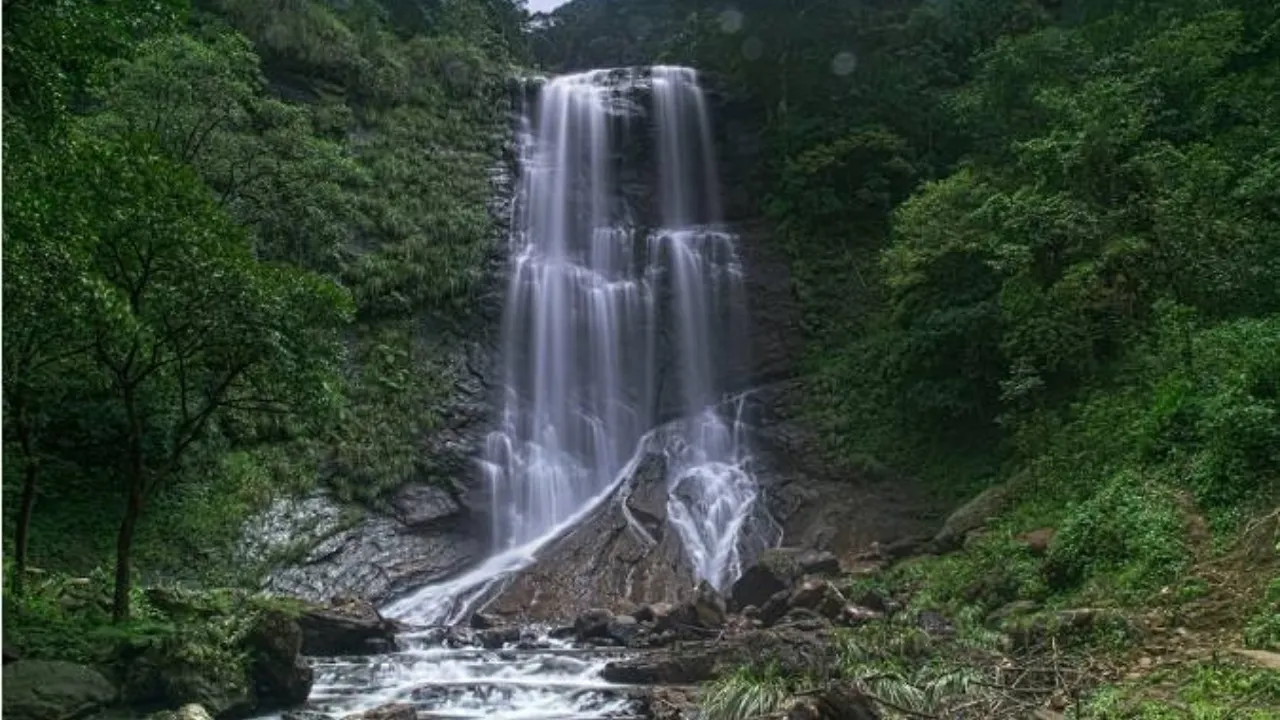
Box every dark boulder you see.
[758,589,793,627]
[476,626,521,649]
[122,637,253,717]
[299,597,398,656]
[787,578,846,621]
[795,550,841,576]
[602,650,717,685]
[573,608,615,641]
[933,484,1011,552]
[690,580,727,629]
[606,615,644,645]
[2,660,117,720]
[1016,527,1056,556]
[469,612,498,630]
[730,549,803,611]
[917,610,955,639]
[603,626,839,685]
[246,609,314,710]
[778,607,832,632]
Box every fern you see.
[701,664,804,720]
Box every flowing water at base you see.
[306,632,640,719]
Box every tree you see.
[56,133,351,620]
[86,30,360,272]
[1,0,185,137]
[1,132,99,588]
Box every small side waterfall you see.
[386,66,765,627]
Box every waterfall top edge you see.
[514,65,702,87]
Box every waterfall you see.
[386,66,762,625]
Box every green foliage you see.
[1,0,186,135]
[1080,661,1280,719]
[4,0,523,623]
[326,321,456,502]
[835,620,983,716]
[1244,576,1280,651]
[2,560,172,664]
[1046,473,1189,599]
[892,534,1049,614]
[700,664,805,720]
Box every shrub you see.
[893,533,1048,614]
[1045,471,1188,599]
[1244,576,1280,651]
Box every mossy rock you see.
[933,484,1012,552]
[3,660,118,720]
[1004,608,1137,652]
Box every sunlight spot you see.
[718,9,744,34]
[831,51,857,76]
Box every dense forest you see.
[4,0,1278,717]
[4,0,522,638]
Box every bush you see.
[892,533,1049,614]
[1082,662,1280,719]
[1046,472,1188,599]
[2,561,172,664]
[1244,576,1280,651]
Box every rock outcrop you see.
[2,661,117,720]
[298,597,398,656]
[602,625,840,684]
[246,609,314,710]
[786,684,882,720]
[121,591,315,716]
[932,483,1012,552]
[249,488,484,606]
[483,450,703,620]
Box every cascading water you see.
[298,67,769,720]
[387,66,764,629]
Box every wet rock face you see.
[730,549,800,611]
[253,491,484,606]
[484,449,700,621]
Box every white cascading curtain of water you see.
[386,66,766,625]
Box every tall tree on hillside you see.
[51,133,352,619]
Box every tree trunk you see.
[113,478,142,622]
[114,388,145,623]
[13,408,38,594]
[14,457,38,587]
